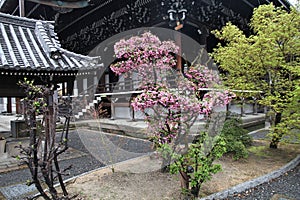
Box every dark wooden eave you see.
[26,0,91,8]
[55,0,293,54]
[0,0,293,55]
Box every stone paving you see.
[0,114,154,199]
[0,114,19,133]
[0,113,274,200]
[0,184,36,200]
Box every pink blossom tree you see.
[110,32,235,196]
[111,32,178,81]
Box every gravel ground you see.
[249,129,269,140]
[0,168,31,187]
[0,130,152,188]
[0,155,103,188]
[224,164,300,200]
[1,128,299,200]
[204,128,300,200]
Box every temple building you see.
[0,11,103,113]
[0,0,292,53]
[0,0,293,117]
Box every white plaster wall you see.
[229,103,253,114]
[0,98,5,113]
[114,103,255,119]
[213,105,227,112]
[115,107,131,119]
[11,98,16,113]
[0,98,16,113]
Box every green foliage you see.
[270,84,300,144]
[159,143,173,159]
[15,155,21,160]
[221,116,252,160]
[19,78,48,117]
[211,3,300,148]
[169,132,226,198]
[227,141,249,160]
[248,146,269,157]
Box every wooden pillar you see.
[83,78,88,94]
[175,29,182,73]
[199,34,208,48]
[253,97,258,115]
[129,96,135,121]
[7,97,12,113]
[62,82,66,96]
[110,97,115,120]
[16,98,21,114]
[240,97,245,117]
[19,0,25,17]
[94,72,98,92]
[130,106,135,121]
[226,102,230,113]
[73,80,78,97]
[67,80,74,96]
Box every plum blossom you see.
[111,32,235,146]
[111,32,179,76]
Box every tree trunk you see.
[180,171,194,200]
[180,171,189,190]
[269,113,282,149]
[270,137,280,149]
[161,156,171,173]
[191,185,200,198]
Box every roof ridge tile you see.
[35,21,61,58]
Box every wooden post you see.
[110,97,118,120]
[240,97,245,117]
[175,25,182,73]
[130,104,135,121]
[16,98,21,114]
[7,97,12,113]
[61,82,65,96]
[110,98,115,120]
[73,80,78,97]
[94,72,98,92]
[19,0,25,17]
[226,102,230,113]
[67,80,74,96]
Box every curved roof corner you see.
[0,12,103,76]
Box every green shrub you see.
[169,132,227,198]
[221,115,252,160]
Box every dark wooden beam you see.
[26,0,90,8]
[26,3,40,17]
[19,0,25,16]
[241,0,255,8]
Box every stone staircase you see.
[72,95,103,119]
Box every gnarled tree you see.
[17,78,73,199]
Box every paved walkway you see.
[0,113,266,175]
[0,129,152,199]
[0,114,19,133]
[0,114,154,199]
[0,114,23,174]
[3,112,297,200]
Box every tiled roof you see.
[0,12,102,75]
